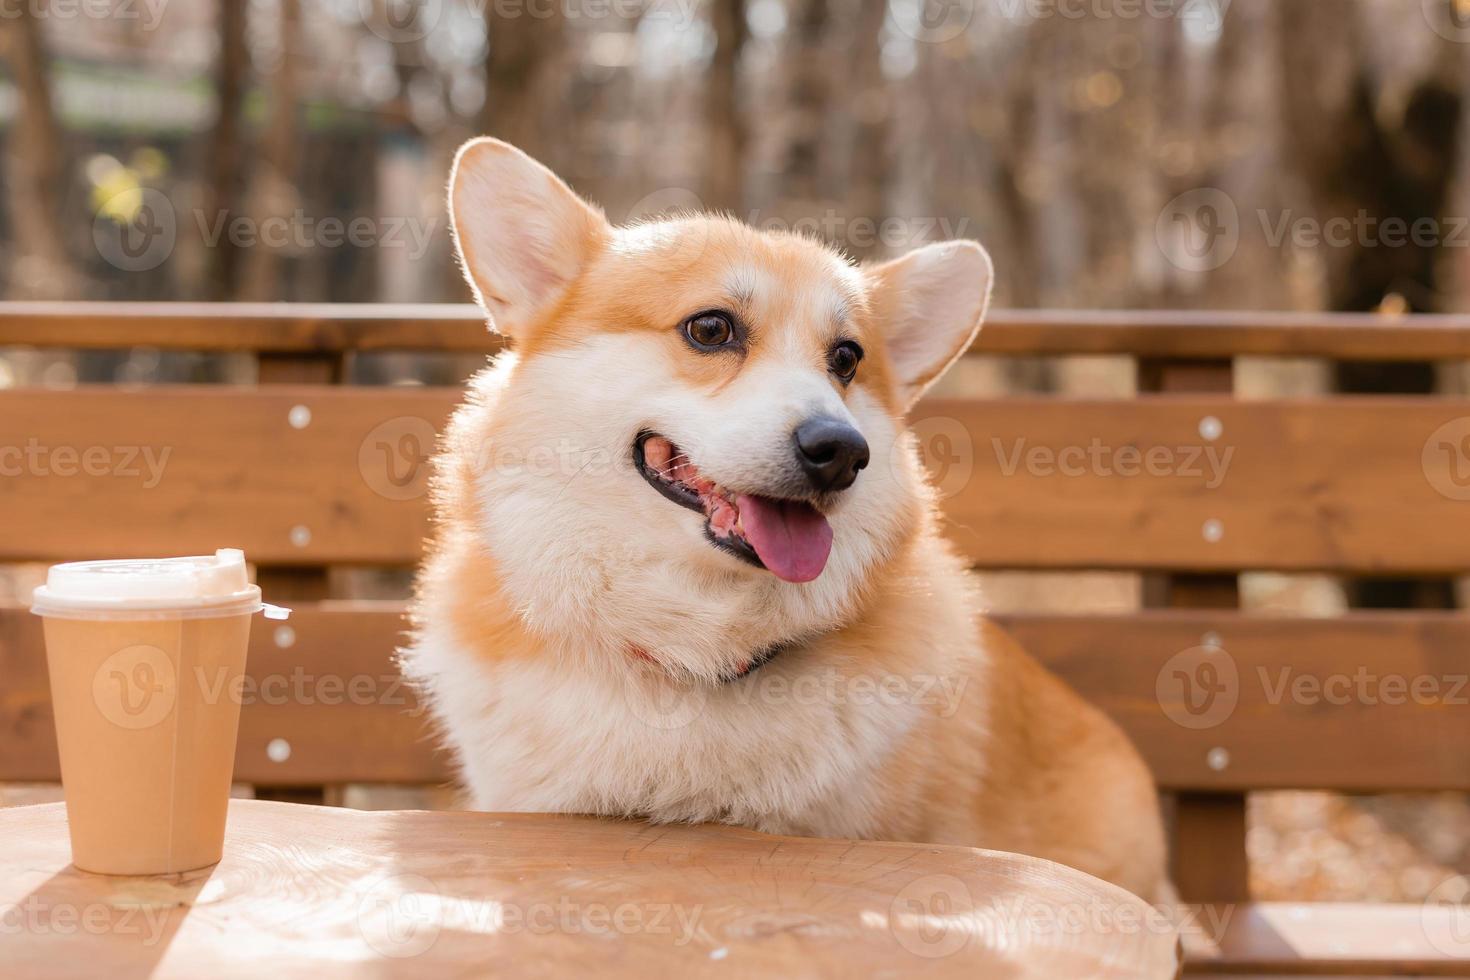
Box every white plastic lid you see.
[30,549,288,621]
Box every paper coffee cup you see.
[31,549,288,875]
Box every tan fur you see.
[403,138,1171,906]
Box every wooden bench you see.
[2,302,1469,976]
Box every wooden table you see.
[1,800,1180,978]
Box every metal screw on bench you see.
[1198,415,1223,442]
[1201,631,1223,650]
[267,738,291,763]
[282,405,313,557]
[274,625,296,649]
[1202,518,1224,543]
[1206,747,1230,772]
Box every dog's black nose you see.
[793,417,870,493]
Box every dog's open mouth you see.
[634,431,833,583]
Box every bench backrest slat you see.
[5,303,1470,359]
[3,386,1466,573]
[5,604,1467,792]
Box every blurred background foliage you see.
[1,0,1468,316]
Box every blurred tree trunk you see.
[845,0,888,260]
[1189,2,1286,309]
[989,25,1044,307]
[239,0,302,301]
[780,0,832,206]
[1,9,76,299]
[481,8,564,168]
[703,0,747,214]
[1278,0,1463,609]
[204,0,248,300]
[1278,0,1463,320]
[1070,18,1150,307]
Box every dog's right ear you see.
[449,138,608,340]
[866,240,993,411]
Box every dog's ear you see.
[866,240,993,410]
[449,138,608,340]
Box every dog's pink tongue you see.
[736,494,833,583]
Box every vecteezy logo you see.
[623,186,706,223]
[1155,187,1239,272]
[1423,874,1470,957]
[889,874,973,958]
[92,187,176,273]
[359,416,437,501]
[1180,0,1233,33]
[1422,0,1470,43]
[1422,417,1470,501]
[900,416,974,499]
[889,0,974,44]
[93,644,176,729]
[623,669,710,731]
[1156,643,1239,730]
[620,186,713,274]
[357,873,444,958]
[361,0,443,43]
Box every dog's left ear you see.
[866,240,993,410]
[449,138,609,340]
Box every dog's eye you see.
[828,341,863,383]
[682,312,736,350]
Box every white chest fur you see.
[403,624,925,839]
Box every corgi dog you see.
[402,138,1171,904]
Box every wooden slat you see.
[0,386,455,564]
[1137,356,1234,394]
[2,800,1181,979]
[1171,794,1249,904]
[0,302,499,353]
[988,309,1470,361]
[923,396,1470,573]
[7,605,1470,792]
[1181,902,1470,975]
[5,302,1470,359]
[0,601,446,785]
[1138,354,1250,907]
[999,611,1470,792]
[4,388,1470,572]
